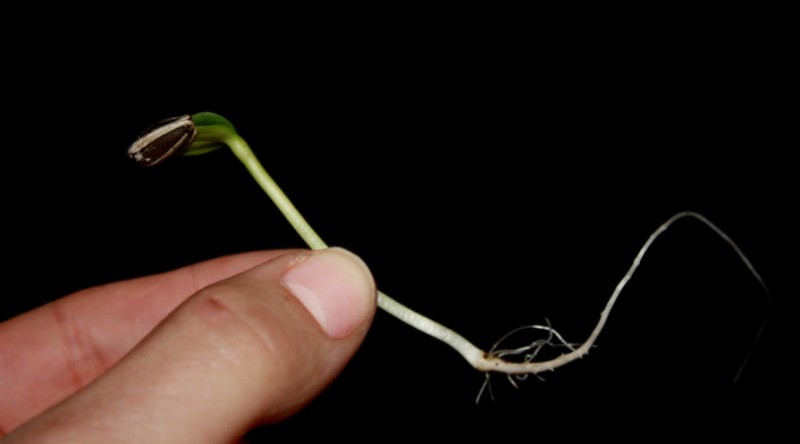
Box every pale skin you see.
[0,248,378,442]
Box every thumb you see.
[7,248,376,443]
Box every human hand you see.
[1,248,376,442]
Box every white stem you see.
[377,291,485,364]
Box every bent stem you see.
[225,133,770,385]
[225,134,486,364]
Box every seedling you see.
[129,112,771,402]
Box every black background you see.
[1,30,795,439]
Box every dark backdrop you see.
[2,38,794,439]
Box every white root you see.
[468,211,772,402]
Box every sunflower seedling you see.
[129,112,771,402]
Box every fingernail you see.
[282,248,376,338]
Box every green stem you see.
[225,135,327,250]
